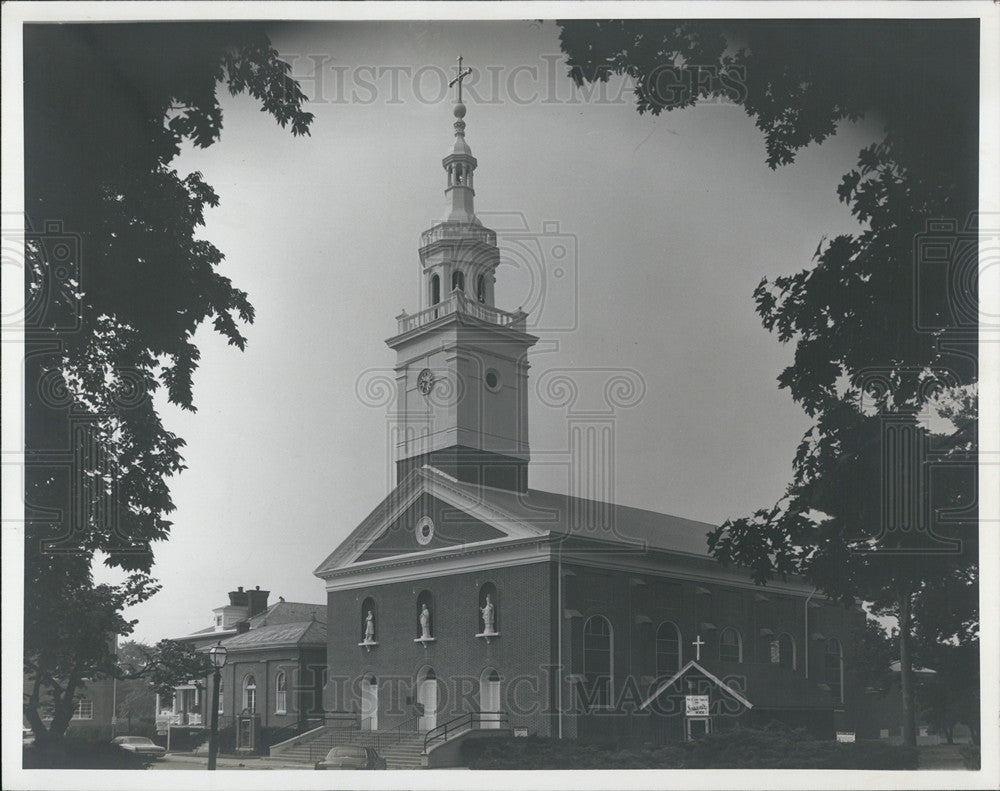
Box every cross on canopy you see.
[692,634,705,661]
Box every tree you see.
[912,560,980,744]
[558,20,979,747]
[114,642,157,729]
[117,639,214,698]
[845,617,894,698]
[23,23,312,741]
[114,639,214,729]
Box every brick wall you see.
[325,561,554,736]
[322,557,866,742]
[217,652,318,727]
[559,561,861,737]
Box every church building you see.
[312,78,866,754]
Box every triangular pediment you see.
[357,492,506,560]
[314,467,547,577]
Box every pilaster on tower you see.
[387,69,538,493]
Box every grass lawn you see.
[462,726,921,770]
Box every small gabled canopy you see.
[640,659,754,711]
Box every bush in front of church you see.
[460,728,919,770]
[23,738,154,770]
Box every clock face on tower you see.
[417,368,435,395]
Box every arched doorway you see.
[479,668,501,728]
[416,667,437,731]
[361,675,378,731]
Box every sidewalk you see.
[156,752,315,771]
[918,744,971,770]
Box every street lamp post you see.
[208,642,228,771]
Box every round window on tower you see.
[484,369,501,392]
[415,516,435,546]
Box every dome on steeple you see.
[450,103,473,156]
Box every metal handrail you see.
[422,711,510,754]
[304,714,423,762]
[266,717,325,753]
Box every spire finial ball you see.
[453,101,467,119]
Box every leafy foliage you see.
[23,23,312,740]
[119,640,214,698]
[23,738,155,770]
[557,19,978,747]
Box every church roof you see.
[315,466,718,577]
[463,479,717,557]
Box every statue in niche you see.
[480,594,496,635]
[364,610,375,643]
[419,603,432,639]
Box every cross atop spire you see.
[449,55,472,103]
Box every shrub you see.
[23,739,152,770]
[960,745,980,770]
[461,729,919,770]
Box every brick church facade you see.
[312,83,867,749]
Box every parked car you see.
[111,736,166,759]
[315,745,387,770]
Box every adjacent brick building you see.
[163,588,326,751]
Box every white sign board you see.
[685,695,710,717]
[513,727,528,737]
[836,731,856,743]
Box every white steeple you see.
[385,60,538,492]
[442,99,478,224]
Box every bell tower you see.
[387,59,537,492]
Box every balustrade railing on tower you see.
[397,290,525,334]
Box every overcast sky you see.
[97,20,880,643]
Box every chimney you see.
[236,620,250,634]
[247,586,270,617]
[228,586,248,608]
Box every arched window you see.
[430,274,440,305]
[655,621,681,678]
[583,615,613,708]
[777,633,796,670]
[452,270,465,293]
[275,670,287,714]
[361,597,377,643]
[825,638,844,703]
[478,582,498,635]
[243,675,257,713]
[719,627,742,663]
[416,590,434,639]
[476,274,487,303]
